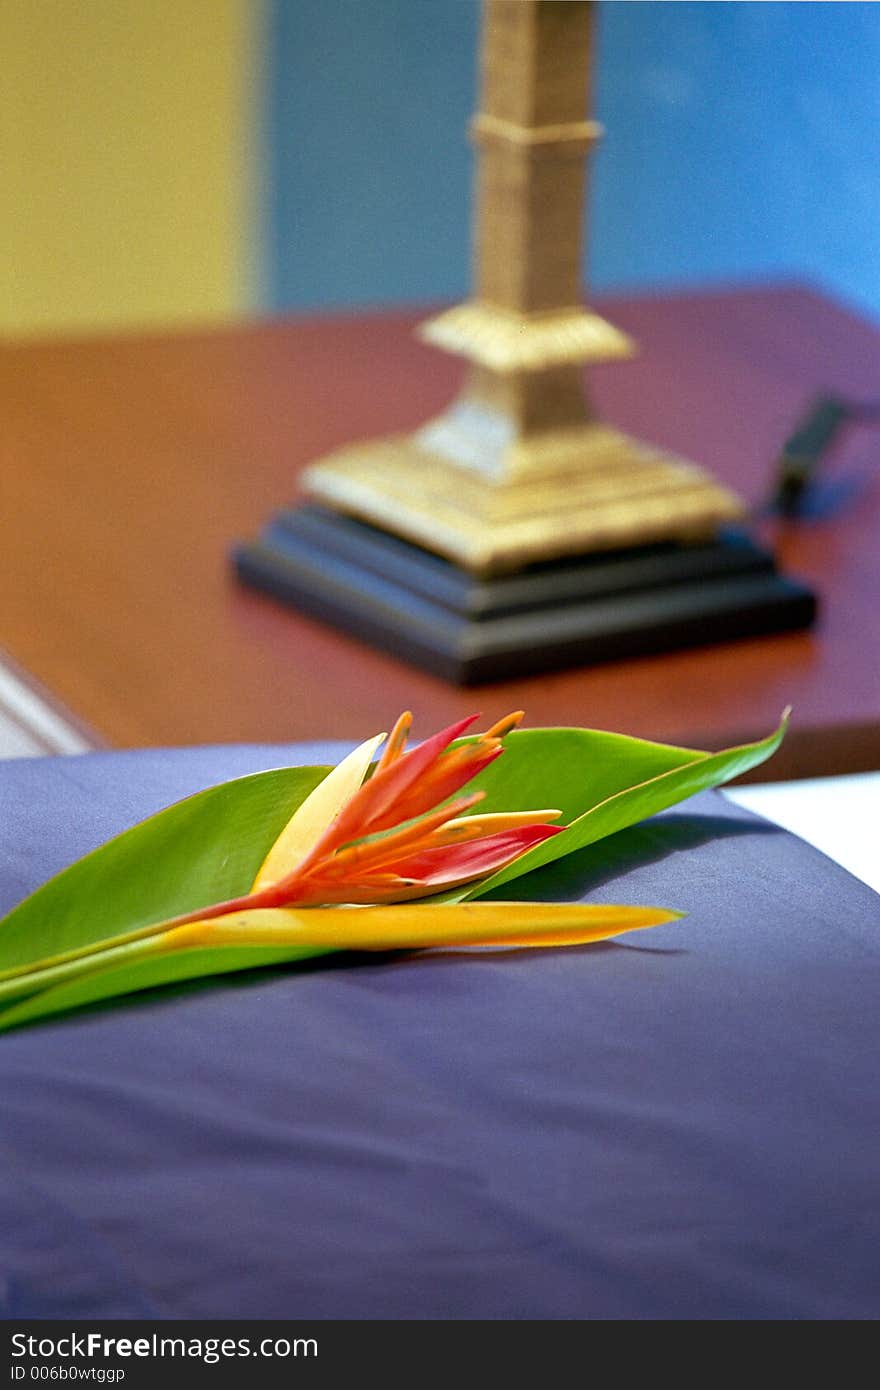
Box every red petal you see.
[380,824,563,886]
[355,712,482,830]
[314,792,485,879]
[275,713,482,883]
[369,742,502,832]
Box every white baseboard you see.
[0,657,96,758]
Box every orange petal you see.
[483,710,525,739]
[285,825,564,904]
[353,713,483,832]
[374,710,412,775]
[375,740,502,830]
[291,713,483,870]
[313,792,485,879]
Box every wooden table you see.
[2,284,878,780]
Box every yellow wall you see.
[0,0,258,337]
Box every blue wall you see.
[266,0,477,311]
[594,1,880,318]
[267,1,880,322]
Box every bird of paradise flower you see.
[0,711,679,1020]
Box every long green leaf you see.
[0,766,327,973]
[0,943,327,1033]
[463,716,788,900]
[470,725,703,818]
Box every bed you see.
[1,742,877,1320]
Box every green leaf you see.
[0,943,327,1034]
[468,725,703,819]
[461,715,788,900]
[0,765,327,974]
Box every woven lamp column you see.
[304,0,742,570]
[236,0,814,681]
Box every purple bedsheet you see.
[0,744,877,1320]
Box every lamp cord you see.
[768,393,880,515]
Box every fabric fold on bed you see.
[0,745,877,1320]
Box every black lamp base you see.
[234,504,816,685]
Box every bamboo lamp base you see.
[301,418,744,576]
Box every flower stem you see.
[0,887,277,990]
[0,932,174,1006]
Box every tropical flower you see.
[109,708,675,957]
[0,709,691,1030]
[246,709,563,907]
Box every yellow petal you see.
[433,809,562,845]
[158,902,682,954]
[251,732,385,890]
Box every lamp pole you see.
[236,1,814,682]
[304,0,742,574]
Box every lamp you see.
[236,0,814,682]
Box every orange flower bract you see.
[252,710,564,907]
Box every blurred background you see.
[2,0,879,338]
